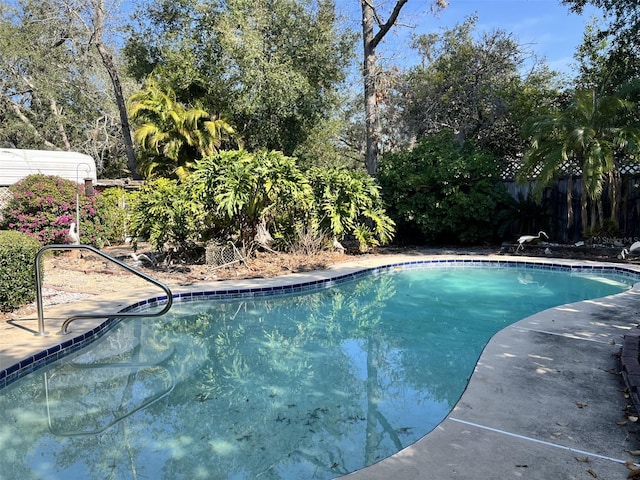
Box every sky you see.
[337,0,604,77]
[112,0,603,77]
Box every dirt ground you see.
[1,241,636,323]
[0,242,355,322]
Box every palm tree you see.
[129,79,238,180]
[519,86,639,234]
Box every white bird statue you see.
[516,231,548,252]
[620,241,640,260]
[68,222,80,245]
[332,237,345,254]
[130,252,156,267]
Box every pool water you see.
[0,264,636,479]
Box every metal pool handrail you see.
[44,359,176,436]
[34,244,173,336]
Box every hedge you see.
[0,230,41,312]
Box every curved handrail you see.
[44,351,177,437]
[34,244,173,336]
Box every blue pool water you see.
[0,263,637,479]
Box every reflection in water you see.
[0,266,634,479]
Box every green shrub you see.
[192,150,313,247]
[306,167,395,252]
[378,131,513,245]
[127,178,207,252]
[192,151,395,253]
[125,150,397,257]
[0,230,41,312]
[89,187,131,247]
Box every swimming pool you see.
[0,260,638,479]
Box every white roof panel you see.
[0,149,97,186]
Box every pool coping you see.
[3,252,640,479]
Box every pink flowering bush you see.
[0,174,125,246]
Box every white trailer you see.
[0,148,97,187]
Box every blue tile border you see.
[1,258,639,390]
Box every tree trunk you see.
[362,2,378,175]
[49,98,71,150]
[360,0,409,176]
[581,177,588,235]
[92,0,140,179]
[566,174,573,229]
[96,42,139,179]
[596,198,603,230]
[609,170,620,228]
[622,175,630,233]
[359,1,447,175]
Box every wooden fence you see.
[503,174,640,244]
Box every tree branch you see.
[1,96,57,149]
[371,0,409,50]
[49,97,72,150]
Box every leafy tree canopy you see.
[392,15,561,162]
[0,0,133,177]
[562,0,640,83]
[123,0,355,160]
[519,85,640,233]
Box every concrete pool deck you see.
[2,253,640,479]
